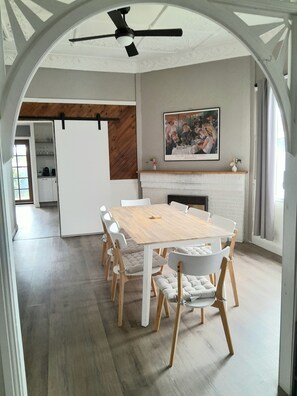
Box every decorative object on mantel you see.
[149,157,158,170]
[164,107,220,162]
[229,158,241,172]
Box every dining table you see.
[110,203,232,327]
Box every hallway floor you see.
[13,205,281,396]
[15,204,59,240]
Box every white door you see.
[54,120,138,237]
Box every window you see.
[12,140,33,203]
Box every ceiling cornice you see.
[4,42,250,74]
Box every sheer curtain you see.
[254,79,276,241]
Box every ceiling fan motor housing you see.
[115,27,135,46]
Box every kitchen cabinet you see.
[38,177,57,202]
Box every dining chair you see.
[169,200,188,212]
[120,198,151,206]
[108,222,168,326]
[177,214,239,306]
[102,212,143,280]
[187,206,211,222]
[99,205,109,267]
[154,246,233,367]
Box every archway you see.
[0,1,295,395]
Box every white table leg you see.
[142,245,153,327]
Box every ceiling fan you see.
[69,7,183,57]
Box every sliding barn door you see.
[54,120,137,237]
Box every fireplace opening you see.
[167,194,208,211]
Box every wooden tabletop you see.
[110,204,231,245]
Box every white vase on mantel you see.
[153,164,157,171]
[231,164,237,172]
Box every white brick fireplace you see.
[139,171,247,242]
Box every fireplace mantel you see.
[139,170,247,241]
[139,170,247,175]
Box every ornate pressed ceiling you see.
[0,0,296,160]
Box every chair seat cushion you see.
[123,251,167,275]
[107,239,143,262]
[155,273,216,302]
[176,245,212,255]
[124,238,143,253]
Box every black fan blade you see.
[125,43,138,57]
[108,9,128,29]
[134,28,183,37]
[69,33,115,43]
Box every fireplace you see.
[139,171,246,242]
[167,194,208,211]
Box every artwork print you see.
[164,108,220,161]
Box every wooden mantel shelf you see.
[138,170,248,175]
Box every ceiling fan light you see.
[115,28,134,47]
[116,34,133,47]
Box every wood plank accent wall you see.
[19,102,138,180]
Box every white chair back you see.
[108,222,127,250]
[99,205,108,219]
[102,211,115,227]
[99,205,107,213]
[210,214,236,236]
[168,246,230,276]
[170,201,188,212]
[120,198,151,207]
[188,207,210,222]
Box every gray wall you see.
[140,57,252,172]
[25,68,136,102]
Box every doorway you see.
[13,139,33,204]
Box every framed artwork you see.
[164,107,220,161]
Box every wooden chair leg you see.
[151,277,157,297]
[215,300,234,355]
[164,299,170,318]
[209,273,214,284]
[111,272,117,302]
[200,308,204,324]
[169,302,182,367]
[213,273,217,286]
[154,291,165,331]
[228,259,239,307]
[105,255,111,280]
[101,241,107,267]
[117,276,125,327]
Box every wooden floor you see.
[13,205,281,396]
